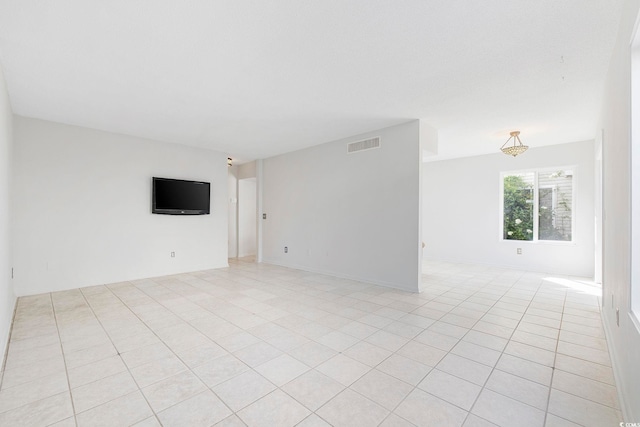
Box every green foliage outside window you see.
[503,175,534,240]
[503,171,573,241]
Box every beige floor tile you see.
[72,371,138,413]
[76,391,153,427]
[383,320,424,339]
[281,369,344,411]
[237,389,310,427]
[451,341,501,367]
[232,341,282,367]
[429,321,469,339]
[193,353,250,387]
[287,341,337,367]
[544,413,582,427]
[414,329,459,351]
[4,342,63,371]
[377,353,432,386]
[418,369,482,410]
[337,321,379,339]
[471,389,545,427]
[461,330,507,352]
[0,372,68,413]
[516,322,559,340]
[495,354,553,385]
[0,391,73,426]
[556,341,611,366]
[111,330,160,353]
[511,330,557,351]
[485,370,549,410]
[395,388,468,427]
[397,314,434,330]
[142,370,207,412]
[343,341,392,367]
[463,414,498,427]
[397,340,447,366]
[254,354,309,386]
[316,330,361,352]
[436,353,492,386]
[64,342,118,370]
[213,370,276,411]
[504,341,556,367]
[129,354,188,388]
[379,412,416,427]
[554,353,615,385]
[131,416,162,426]
[552,370,619,409]
[214,414,248,426]
[472,321,514,339]
[175,342,228,368]
[119,342,174,368]
[317,389,389,427]
[316,354,370,386]
[297,414,332,427]
[350,369,413,410]
[216,331,264,352]
[265,331,311,352]
[49,416,78,426]
[0,353,66,390]
[547,389,620,427]
[157,390,232,427]
[0,261,626,427]
[559,330,607,351]
[67,354,127,389]
[6,333,60,354]
[365,330,410,352]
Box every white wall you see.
[423,141,595,277]
[238,178,257,257]
[0,64,16,365]
[12,117,228,296]
[599,0,640,419]
[228,165,238,258]
[262,121,422,292]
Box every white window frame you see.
[500,167,576,244]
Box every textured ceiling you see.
[0,1,623,162]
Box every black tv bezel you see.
[152,177,211,215]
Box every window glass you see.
[538,170,573,241]
[503,173,534,241]
[502,169,573,242]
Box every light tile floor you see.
[0,258,622,426]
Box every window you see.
[501,169,574,242]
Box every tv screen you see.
[152,177,210,215]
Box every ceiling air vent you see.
[347,137,381,153]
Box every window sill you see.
[500,239,576,246]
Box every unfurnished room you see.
[0,1,639,426]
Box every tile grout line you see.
[92,282,239,424]
[541,281,567,427]
[459,271,548,426]
[49,293,79,427]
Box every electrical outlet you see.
[517,248,522,255]
[263,213,267,219]
[171,252,175,258]
[284,246,288,253]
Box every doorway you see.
[237,177,257,259]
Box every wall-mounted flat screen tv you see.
[152,177,210,215]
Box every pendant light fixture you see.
[500,131,528,157]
